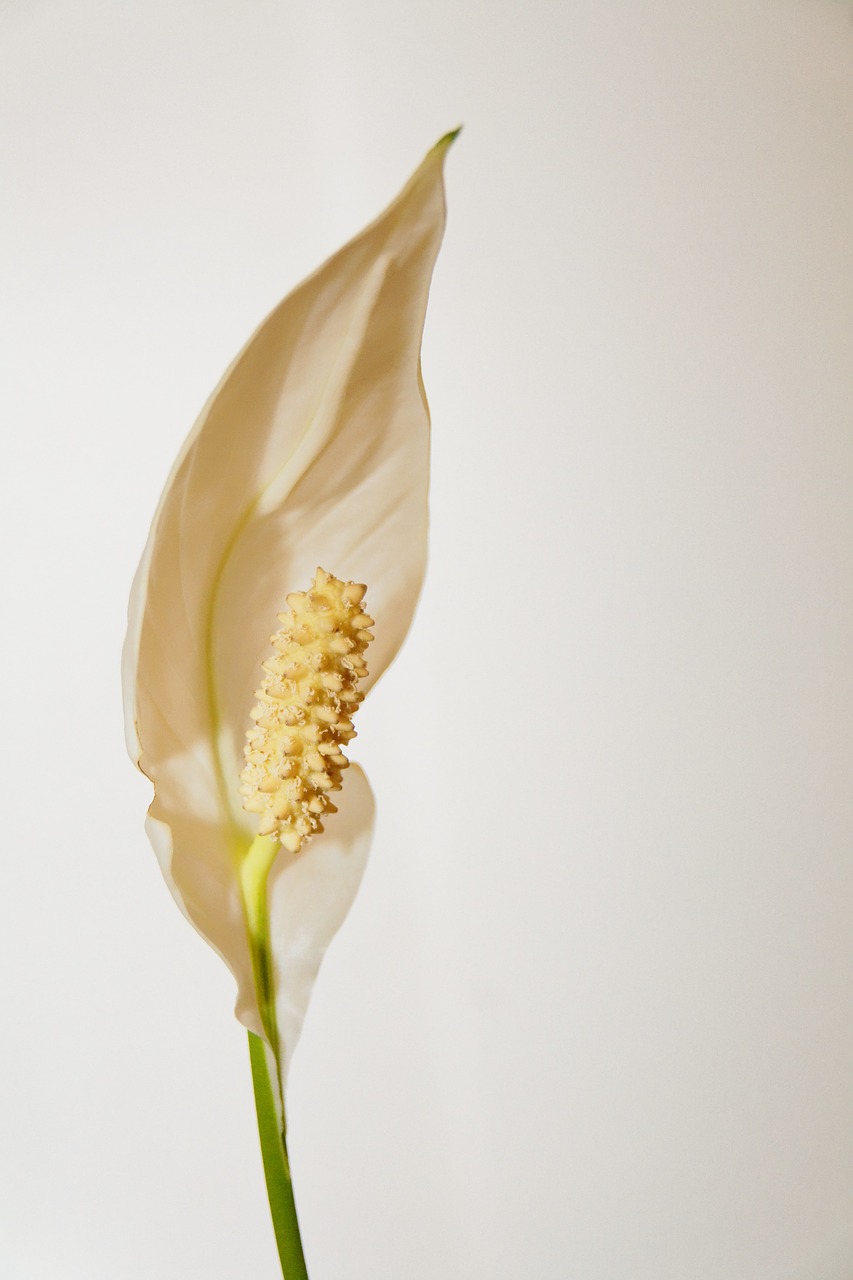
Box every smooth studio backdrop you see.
[1,2,852,1278]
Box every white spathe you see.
[122,136,453,1070]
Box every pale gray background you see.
[1,2,852,1277]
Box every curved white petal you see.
[122,136,453,1032]
[144,750,261,1038]
[267,765,375,1081]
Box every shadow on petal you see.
[144,745,260,1037]
[265,763,376,1082]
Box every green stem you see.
[249,1032,310,1280]
[240,835,310,1277]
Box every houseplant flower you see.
[122,131,456,1275]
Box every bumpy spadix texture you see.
[241,569,373,852]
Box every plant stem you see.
[249,1031,310,1280]
[239,834,284,1062]
[239,836,310,1274]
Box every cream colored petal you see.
[123,135,453,1028]
[208,138,454,793]
[143,749,262,1040]
[266,764,375,1082]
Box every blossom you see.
[122,135,455,1085]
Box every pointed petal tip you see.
[433,125,463,154]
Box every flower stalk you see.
[242,836,307,1276]
[249,1031,309,1280]
[239,833,282,1048]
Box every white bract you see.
[122,136,454,1082]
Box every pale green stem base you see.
[240,835,310,1278]
[239,834,281,1050]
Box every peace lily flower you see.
[122,133,456,1275]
